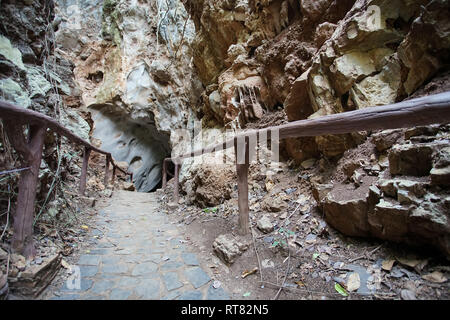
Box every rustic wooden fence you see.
[0,100,131,257]
[162,91,450,235]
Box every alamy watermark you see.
[366,5,382,30]
[169,124,280,167]
[65,265,81,290]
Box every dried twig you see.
[272,203,301,300]
[0,167,31,176]
[250,225,263,284]
[368,243,383,255]
[349,255,366,263]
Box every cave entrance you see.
[89,106,171,192]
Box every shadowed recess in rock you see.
[91,108,170,192]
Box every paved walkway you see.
[51,191,229,300]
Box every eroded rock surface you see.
[54,0,202,190]
[316,124,450,257]
[212,234,249,265]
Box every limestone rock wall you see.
[0,0,90,173]
[0,0,89,139]
[54,0,204,191]
[285,0,450,160]
[183,0,449,161]
[313,122,450,257]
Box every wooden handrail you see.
[0,100,129,176]
[0,101,131,175]
[168,91,450,162]
[163,91,450,235]
[0,99,132,257]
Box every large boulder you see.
[389,143,434,176]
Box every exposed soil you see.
[160,160,450,300]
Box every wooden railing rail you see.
[163,91,450,235]
[0,99,132,257]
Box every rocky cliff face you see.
[0,0,90,206]
[184,0,449,158]
[54,0,203,191]
[178,0,450,256]
[0,0,89,138]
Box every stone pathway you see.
[50,191,230,300]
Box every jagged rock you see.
[284,69,314,122]
[368,185,382,208]
[342,160,363,180]
[434,147,450,169]
[371,130,403,152]
[409,206,450,256]
[397,0,450,95]
[9,254,61,297]
[150,60,171,84]
[212,234,249,265]
[312,183,333,204]
[397,189,420,206]
[430,166,450,187]
[285,137,319,164]
[183,164,233,207]
[405,126,440,140]
[123,182,135,191]
[378,179,428,199]
[281,0,450,159]
[322,186,371,237]
[300,0,334,22]
[368,199,412,242]
[261,195,287,213]
[257,216,274,234]
[389,144,434,176]
[314,22,337,47]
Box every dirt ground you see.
[160,158,450,301]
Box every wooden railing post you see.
[104,154,111,186]
[111,166,116,185]
[79,147,91,195]
[174,161,180,203]
[162,159,167,188]
[234,136,250,235]
[3,123,46,258]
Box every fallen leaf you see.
[81,225,89,231]
[422,271,447,284]
[401,289,416,300]
[396,256,424,268]
[334,283,348,297]
[346,273,360,292]
[382,259,396,271]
